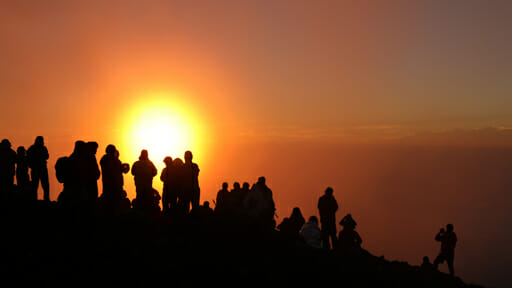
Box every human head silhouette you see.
[1,139,11,149]
[106,144,116,155]
[292,207,302,217]
[35,136,44,146]
[242,182,250,190]
[340,213,356,228]
[87,141,98,155]
[173,158,183,166]
[163,156,173,166]
[122,163,130,173]
[73,141,86,156]
[222,182,228,190]
[308,216,318,224]
[17,146,25,155]
[258,176,266,185]
[184,151,193,163]
[203,201,210,208]
[233,182,240,190]
[325,187,334,196]
[446,223,454,232]
[139,149,149,160]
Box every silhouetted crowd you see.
[0,137,49,203]
[0,136,458,277]
[54,141,202,219]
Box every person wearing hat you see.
[338,213,362,249]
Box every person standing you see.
[244,177,275,231]
[100,144,125,215]
[131,150,157,214]
[434,224,457,276]
[85,142,100,213]
[317,187,338,249]
[27,136,50,201]
[182,151,200,213]
[0,139,16,204]
[161,156,178,215]
[16,146,31,199]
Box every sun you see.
[122,95,204,171]
[132,110,188,160]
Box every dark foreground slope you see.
[2,201,483,288]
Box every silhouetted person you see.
[244,176,275,231]
[131,150,157,214]
[182,151,200,212]
[27,136,50,201]
[100,144,127,216]
[197,200,214,216]
[229,181,241,205]
[55,140,93,219]
[289,207,305,234]
[299,216,322,249]
[338,213,362,249]
[231,182,241,194]
[191,200,214,225]
[278,207,305,240]
[62,141,90,212]
[277,217,293,234]
[339,213,357,227]
[151,188,162,214]
[160,156,174,215]
[172,158,186,214]
[85,142,100,212]
[241,182,250,198]
[215,182,230,214]
[433,224,457,276]
[0,139,16,203]
[421,256,435,272]
[55,155,71,204]
[318,187,338,249]
[16,146,31,200]
[278,208,305,244]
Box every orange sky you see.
[1,1,512,287]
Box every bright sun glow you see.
[132,110,189,160]
[122,94,205,171]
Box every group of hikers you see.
[0,136,49,203]
[55,141,201,218]
[0,136,458,276]
[276,188,362,252]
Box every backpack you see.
[55,156,69,183]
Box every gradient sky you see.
[1,1,512,287]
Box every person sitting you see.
[299,216,322,249]
[421,256,436,272]
[277,207,305,241]
[338,214,362,249]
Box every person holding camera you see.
[433,223,457,276]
